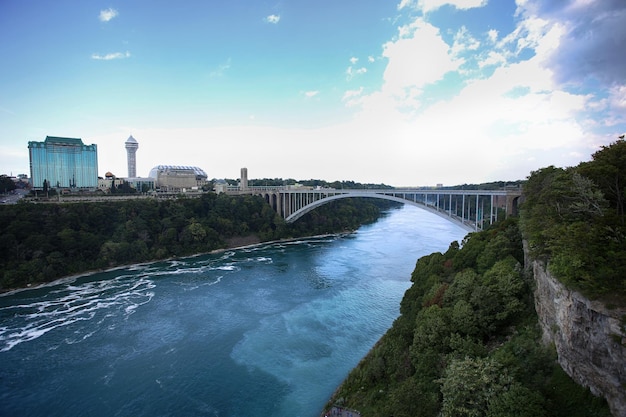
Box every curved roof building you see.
[149,165,208,190]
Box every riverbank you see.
[1,192,395,292]
[0,232,350,297]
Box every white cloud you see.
[478,50,506,68]
[99,8,118,22]
[592,84,626,128]
[329,8,609,184]
[346,66,367,81]
[265,14,280,24]
[451,26,480,57]
[91,51,131,60]
[507,1,625,135]
[350,57,358,65]
[610,85,626,110]
[304,91,319,98]
[368,56,375,63]
[397,0,412,10]
[381,19,462,95]
[514,0,626,82]
[398,0,487,13]
[342,87,364,107]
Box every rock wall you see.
[531,259,626,417]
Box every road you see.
[0,189,28,204]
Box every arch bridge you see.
[226,186,521,232]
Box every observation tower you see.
[125,135,139,178]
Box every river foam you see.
[0,275,155,352]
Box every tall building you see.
[28,136,98,189]
[125,135,139,178]
[240,167,248,190]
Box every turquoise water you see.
[0,206,466,417]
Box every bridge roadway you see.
[225,186,522,232]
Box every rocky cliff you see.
[531,259,626,417]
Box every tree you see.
[440,357,510,417]
[0,175,16,193]
[116,180,137,194]
[388,377,440,417]
[486,383,546,417]
[578,139,626,221]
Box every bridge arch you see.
[285,192,477,232]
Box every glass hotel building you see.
[28,136,98,190]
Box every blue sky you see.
[1,0,625,186]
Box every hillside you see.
[322,218,611,416]
[323,140,626,416]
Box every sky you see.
[1,0,625,187]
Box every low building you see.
[98,172,155,194]
[97,172,124,193]
[124,177,155,193]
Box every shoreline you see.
[0,232,350,297]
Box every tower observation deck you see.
[125,135,139,178]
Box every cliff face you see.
[531,259,626,417]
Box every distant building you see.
[240,167,248,190]
[149,165,208,191]
[98,173,125,193]
[125,177,155,193]
[213,179,229,193]
[97,174,155,194]
[28,136,98,190]
[125,135,139,178]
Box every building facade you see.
[148,165,208,191]
[125,135,139,178]
[28,136,98,190]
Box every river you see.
[0,206,466,417]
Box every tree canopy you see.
[0,175,16,193]
[520,139,626,299]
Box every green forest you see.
[323,140,626,416]
[0,193,396,291]
[323,218,610,416]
